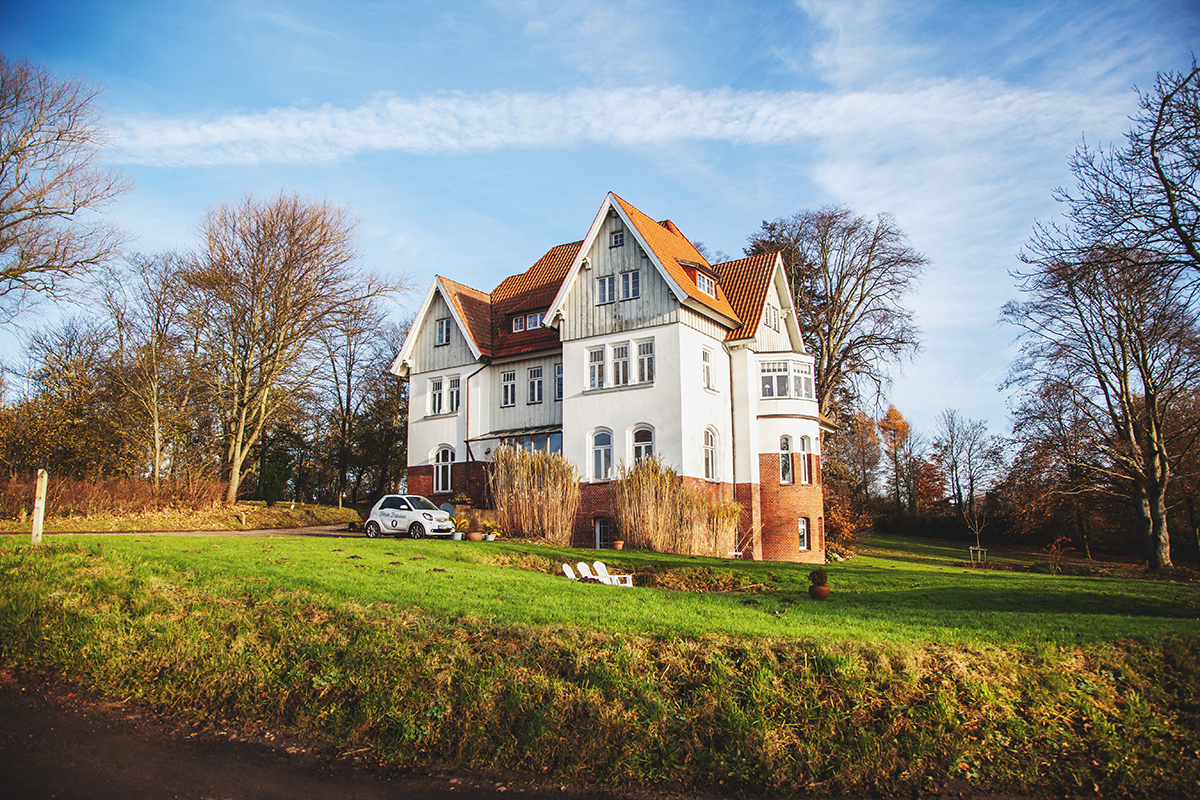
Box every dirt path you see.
[0,671,665,800]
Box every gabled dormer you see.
[389,276,490,378]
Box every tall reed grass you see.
[612,457,740,555]
[487,445,580,546]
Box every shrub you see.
[487,445,580,545]
[0,476,226,519]
[611,457,740,556]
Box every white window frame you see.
[793,362,814,400]
[780,436,793,485]
[633,426,654,461]
[761,361,789,398]
[800,436,812,484]
[501,371,516,407]
[704,429,717,480]
[435,318,451,346]
[526,312,542,330]
[588,348,605,389]
[798,517,810,550]
[592,430,613,481]
[595,517,616,549]
[697,272,716,296]
[434,446,454,494]
[528,367,543,404]
[637,339,655,383]
[512,316,525,333]
[447,376,460,413]
[621,270,640,300]
[555,363,563,401]
[429,378,443,415]
[702,348,714,390]
[597,275,616,304]
[611,230,624,248]
[612,343,630,386]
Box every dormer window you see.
[526,312,543,329]
[512,316,525,333]
[611,231,624,247]
[697,272,716,296]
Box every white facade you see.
[390,193,827,559]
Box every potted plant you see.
[611,539,624,551]
[449,490,472,507]
[482,521,500,542]
[451,516,469,541]
[808,567,830,601]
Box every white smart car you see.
[364,494,454,539]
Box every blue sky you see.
[3,0,1197,437]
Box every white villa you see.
[389,193,829,562]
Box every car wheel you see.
[408,522,425,539]
[365,521,381,539]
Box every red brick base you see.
[758,454,825,564]
[407,461,489,508]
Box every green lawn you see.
[2,532,1197,797]
[12,531,1196,646]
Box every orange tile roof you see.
[711,252,780,341]
[490,241,581,358]
[612,193,741,324]
[438,276,494,356]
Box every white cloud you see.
[112,79,1124,167]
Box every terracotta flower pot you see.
[466,531,483,542]
[808,585,830,601]
[612,540,624,551]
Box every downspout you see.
[461,360,489,498]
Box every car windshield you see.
[407,496,438,511]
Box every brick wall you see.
[409,461,489,508]
[573,481,617,547]
[758,453,825,564]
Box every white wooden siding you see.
[410,292,477,373]
[486,355,564,433]
[680,306,727,340]
[559,215,681,341]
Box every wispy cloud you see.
[112,79,1123,167]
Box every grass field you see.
[17,531,1192,646]
[2,531,1198,797]
[0,500,361,533]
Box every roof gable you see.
[711,252,804,350]
[546,193,742,329]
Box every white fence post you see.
[31,469,48,545]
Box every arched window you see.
[798,517,810,550]
[633,427,654,461]
[780,436,793,485]
[434,446,454,493]
[799,436,812,484]
[703,429,717,480]
[593,431,613,481]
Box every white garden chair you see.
[593,561,633,587]
[562,563,579,580]
[576,562,603,582]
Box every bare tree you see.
[1003,246,1200,569]
[184,192,403,504]
[1041,60,1200,280]
[103,252,190,489]
[318,302,388,503]
[933,409,1005,548]
[0,54,129,320]
[746,207,927,421]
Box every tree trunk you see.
[1148,483,1173,569]
[1072,499,1093,560]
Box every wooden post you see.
[31,469,48,545]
